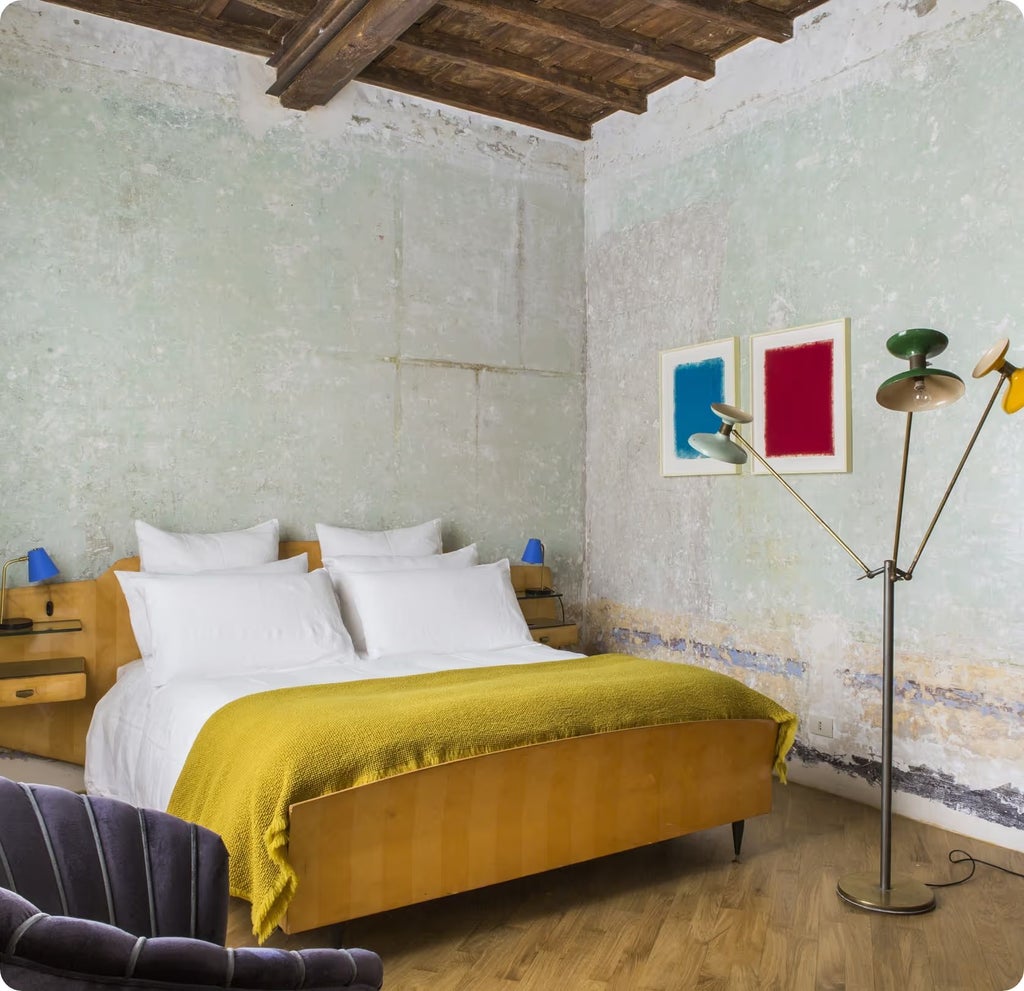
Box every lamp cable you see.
[926,848,1024,889]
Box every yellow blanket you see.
[168,653,796,942]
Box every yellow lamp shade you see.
[972,338,1024,414]
[1004,369,1024,414]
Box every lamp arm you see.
[890,413,913,566]
[0,556,28,626]
[730,432,873,577]
[905,373,1007,578]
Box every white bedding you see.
[84,643,584,813]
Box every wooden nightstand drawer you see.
[0,658,87,707]
[0,673,86,707]
[529,623,578,649]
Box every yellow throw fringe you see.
[168,653,796,942]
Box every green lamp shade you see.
[876,328,965,412]
[876,368,965,412]
[885,327,950,362]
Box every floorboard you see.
[226,781,1024,990]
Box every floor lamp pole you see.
[834,560,935,913]
[880,558,895,894]
[836,374,1007,914]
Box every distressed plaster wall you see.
[0,1,586,596]
[585,0,1024,848]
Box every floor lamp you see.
[689,329,1021,915]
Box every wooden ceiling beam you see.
[238,0,313,20]
[440,0,714,80]
[359,64,592,140]
[201,0,231,19]
[649,0,793,43]
[395,27,647,114]
[269,0,438,109]
[47,0,277,56]
[269,0,368,73]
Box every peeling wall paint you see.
[0,1,586,596]
[584,0,1024,846]
[792,741,1023,832]
[3,0,1021,853]
[587,598,1024,841]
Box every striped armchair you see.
[0,778,383,990]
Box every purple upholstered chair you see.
[0,778,383,990]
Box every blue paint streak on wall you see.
[673,357,725,459]
[843,671,1023,718]
[695,640,806,678]
[609,627,687,651]
[607,627,805,679]
[792,741,1024,830]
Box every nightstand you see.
[511,568,579,649]
[0,620,87,707]
[527,619,579,649]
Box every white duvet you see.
[84,643,584,813]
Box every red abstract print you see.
[763,340,835,458]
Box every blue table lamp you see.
[0,547,59,630]
[521,538,545,565]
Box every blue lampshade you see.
[522,538,545,565]
[26,547,58,583]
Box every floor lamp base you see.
[837,872,936,914]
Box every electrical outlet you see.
[810,714,834,738]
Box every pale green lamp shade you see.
[688,431,747,464]
[688,403,751,464]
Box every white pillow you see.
[141,569,354,687]
[315,519,442,558]
[115,554,309,658]
[136,519,280,573]
[323,545,479,653]
[323,544,478,574]
[342,559,533,658]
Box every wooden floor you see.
[228,782,1024,990]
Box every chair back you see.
[0,778,229,943]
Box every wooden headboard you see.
[0,543,550,765]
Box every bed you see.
[2,530,796,941]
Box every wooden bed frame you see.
[0,542,779,934]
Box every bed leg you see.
[731,820,745,857]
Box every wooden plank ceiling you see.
[49,0,831,139]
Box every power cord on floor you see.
[926,849,1024,888]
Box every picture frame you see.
[659,337,740,476]
[750,318,851,475]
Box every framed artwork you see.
[659,337,740,476]
[750,318,851,474]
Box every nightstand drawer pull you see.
[15,689,35,699]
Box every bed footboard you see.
[282,717,777,933]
